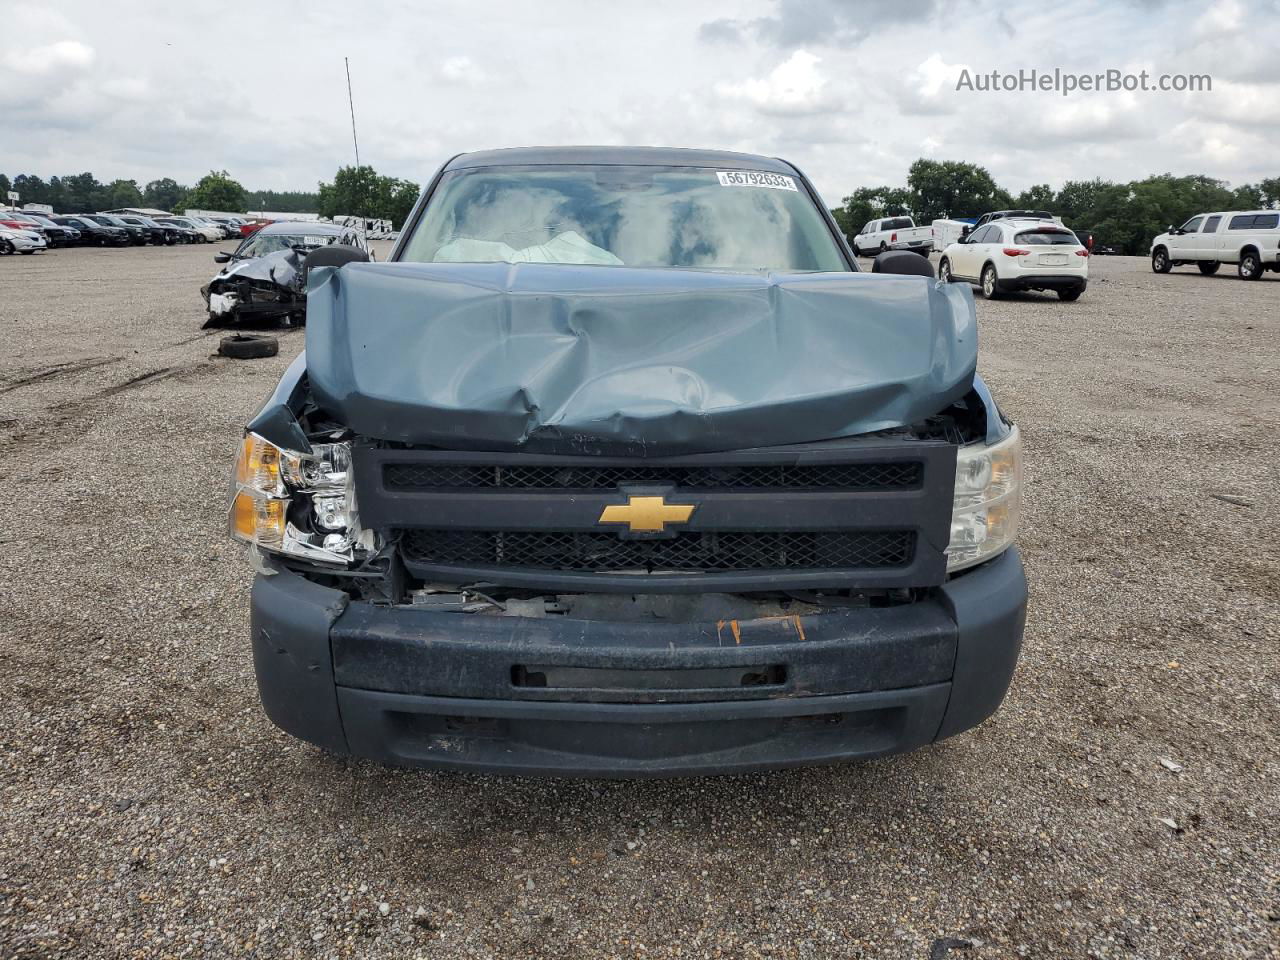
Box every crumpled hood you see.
[304,262,977,456]
[209,248,304,291]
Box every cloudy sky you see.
[2,0,1277,206]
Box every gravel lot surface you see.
[1,243,1277,959]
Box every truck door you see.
[1197,215,1222,260]
[1169,216,1203,259]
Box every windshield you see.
[399,165,847,272]
[234,232,338,258]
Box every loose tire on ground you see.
[218,334,279,360]
[1058,286,1084,302]
[1198,262,1220,275]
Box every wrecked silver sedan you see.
[229,146,1027,777]
[201,221,367,328]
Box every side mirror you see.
[213,251,231,263]
[872,250,935,279]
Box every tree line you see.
[0,165,422,229]
[831,159,1280,255]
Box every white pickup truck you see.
[852,216,933,257]
[1151,210,1280,280]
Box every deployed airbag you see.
[435,231,623,266]
[304,262,977,455]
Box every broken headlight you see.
[946,425,1022,572]
[229,433,364,564]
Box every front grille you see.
[384,461,922,491]
[399,530,915,572]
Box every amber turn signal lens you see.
[235,434,288,496]
[230,491,286,548]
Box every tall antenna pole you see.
[345,56,361,168]
[344,56,368,241]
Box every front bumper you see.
[204,287,301,324]
[249,548,1027,777]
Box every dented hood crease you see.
[209,248,304,292]
[304,262,977,455]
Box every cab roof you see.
[444,146,798,174]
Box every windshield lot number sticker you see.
[716,171,798,191]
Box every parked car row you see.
[0,209,256,251]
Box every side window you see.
[972,224,996,244]
[1202,216,1222,233]
[1181,216,1204,233]
[1254,213,1278,229]
[1228,215,1256,230]
[861,221,874,234]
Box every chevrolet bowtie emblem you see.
[598,495,695,533]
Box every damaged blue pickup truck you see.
[230,146,1027,776]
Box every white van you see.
[1151,211,1280,280]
